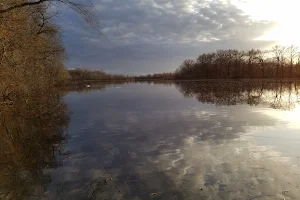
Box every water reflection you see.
[3,81,300,199]
[69,80,300,110]
[175,80,300,110]
[0,89,69,199]
[57,81,300,199]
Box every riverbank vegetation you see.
[1,1,69,97]
[0,0,98,105]
[175,46,300,79]
[68,68,134,81]
[67,68,176,81]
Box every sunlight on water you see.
[259,104,300,129]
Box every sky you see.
[57,0,299,75]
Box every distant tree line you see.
[68,68,176,81]
[68,68,134,81]
[175,46,300,79]
[135,72,175,80]
[70,45,300,82]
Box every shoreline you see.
[67,78,300,84]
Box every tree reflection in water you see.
[0,88,69,199]
[68,80,300,110]
[175,80,300,110]
[57,80,300,199]
[1,80,300,199]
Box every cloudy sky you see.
[58,0,299,75]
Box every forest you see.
[175,46,300,79]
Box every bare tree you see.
[272,45,287,77]
[287,45,299,77]
[175,60,196,79]
[246,49,260,78]
[174,45,300,79]
[0,1,70,101]
[296,52,300,77]
[254,50,269,78]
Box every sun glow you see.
[284,105,300,123]
[232,0,300,46]
[260,104,300,129]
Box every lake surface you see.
[2,80,300,200]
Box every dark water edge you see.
[1,80,300,200]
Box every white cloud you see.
[91,0,275,45]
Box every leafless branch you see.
[0,0,102,33]
[0,0,48,14]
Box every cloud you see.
[57,0,277,74]
[92,0,274,44]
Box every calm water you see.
[2,81,300,200]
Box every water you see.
[2,80,300,199]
